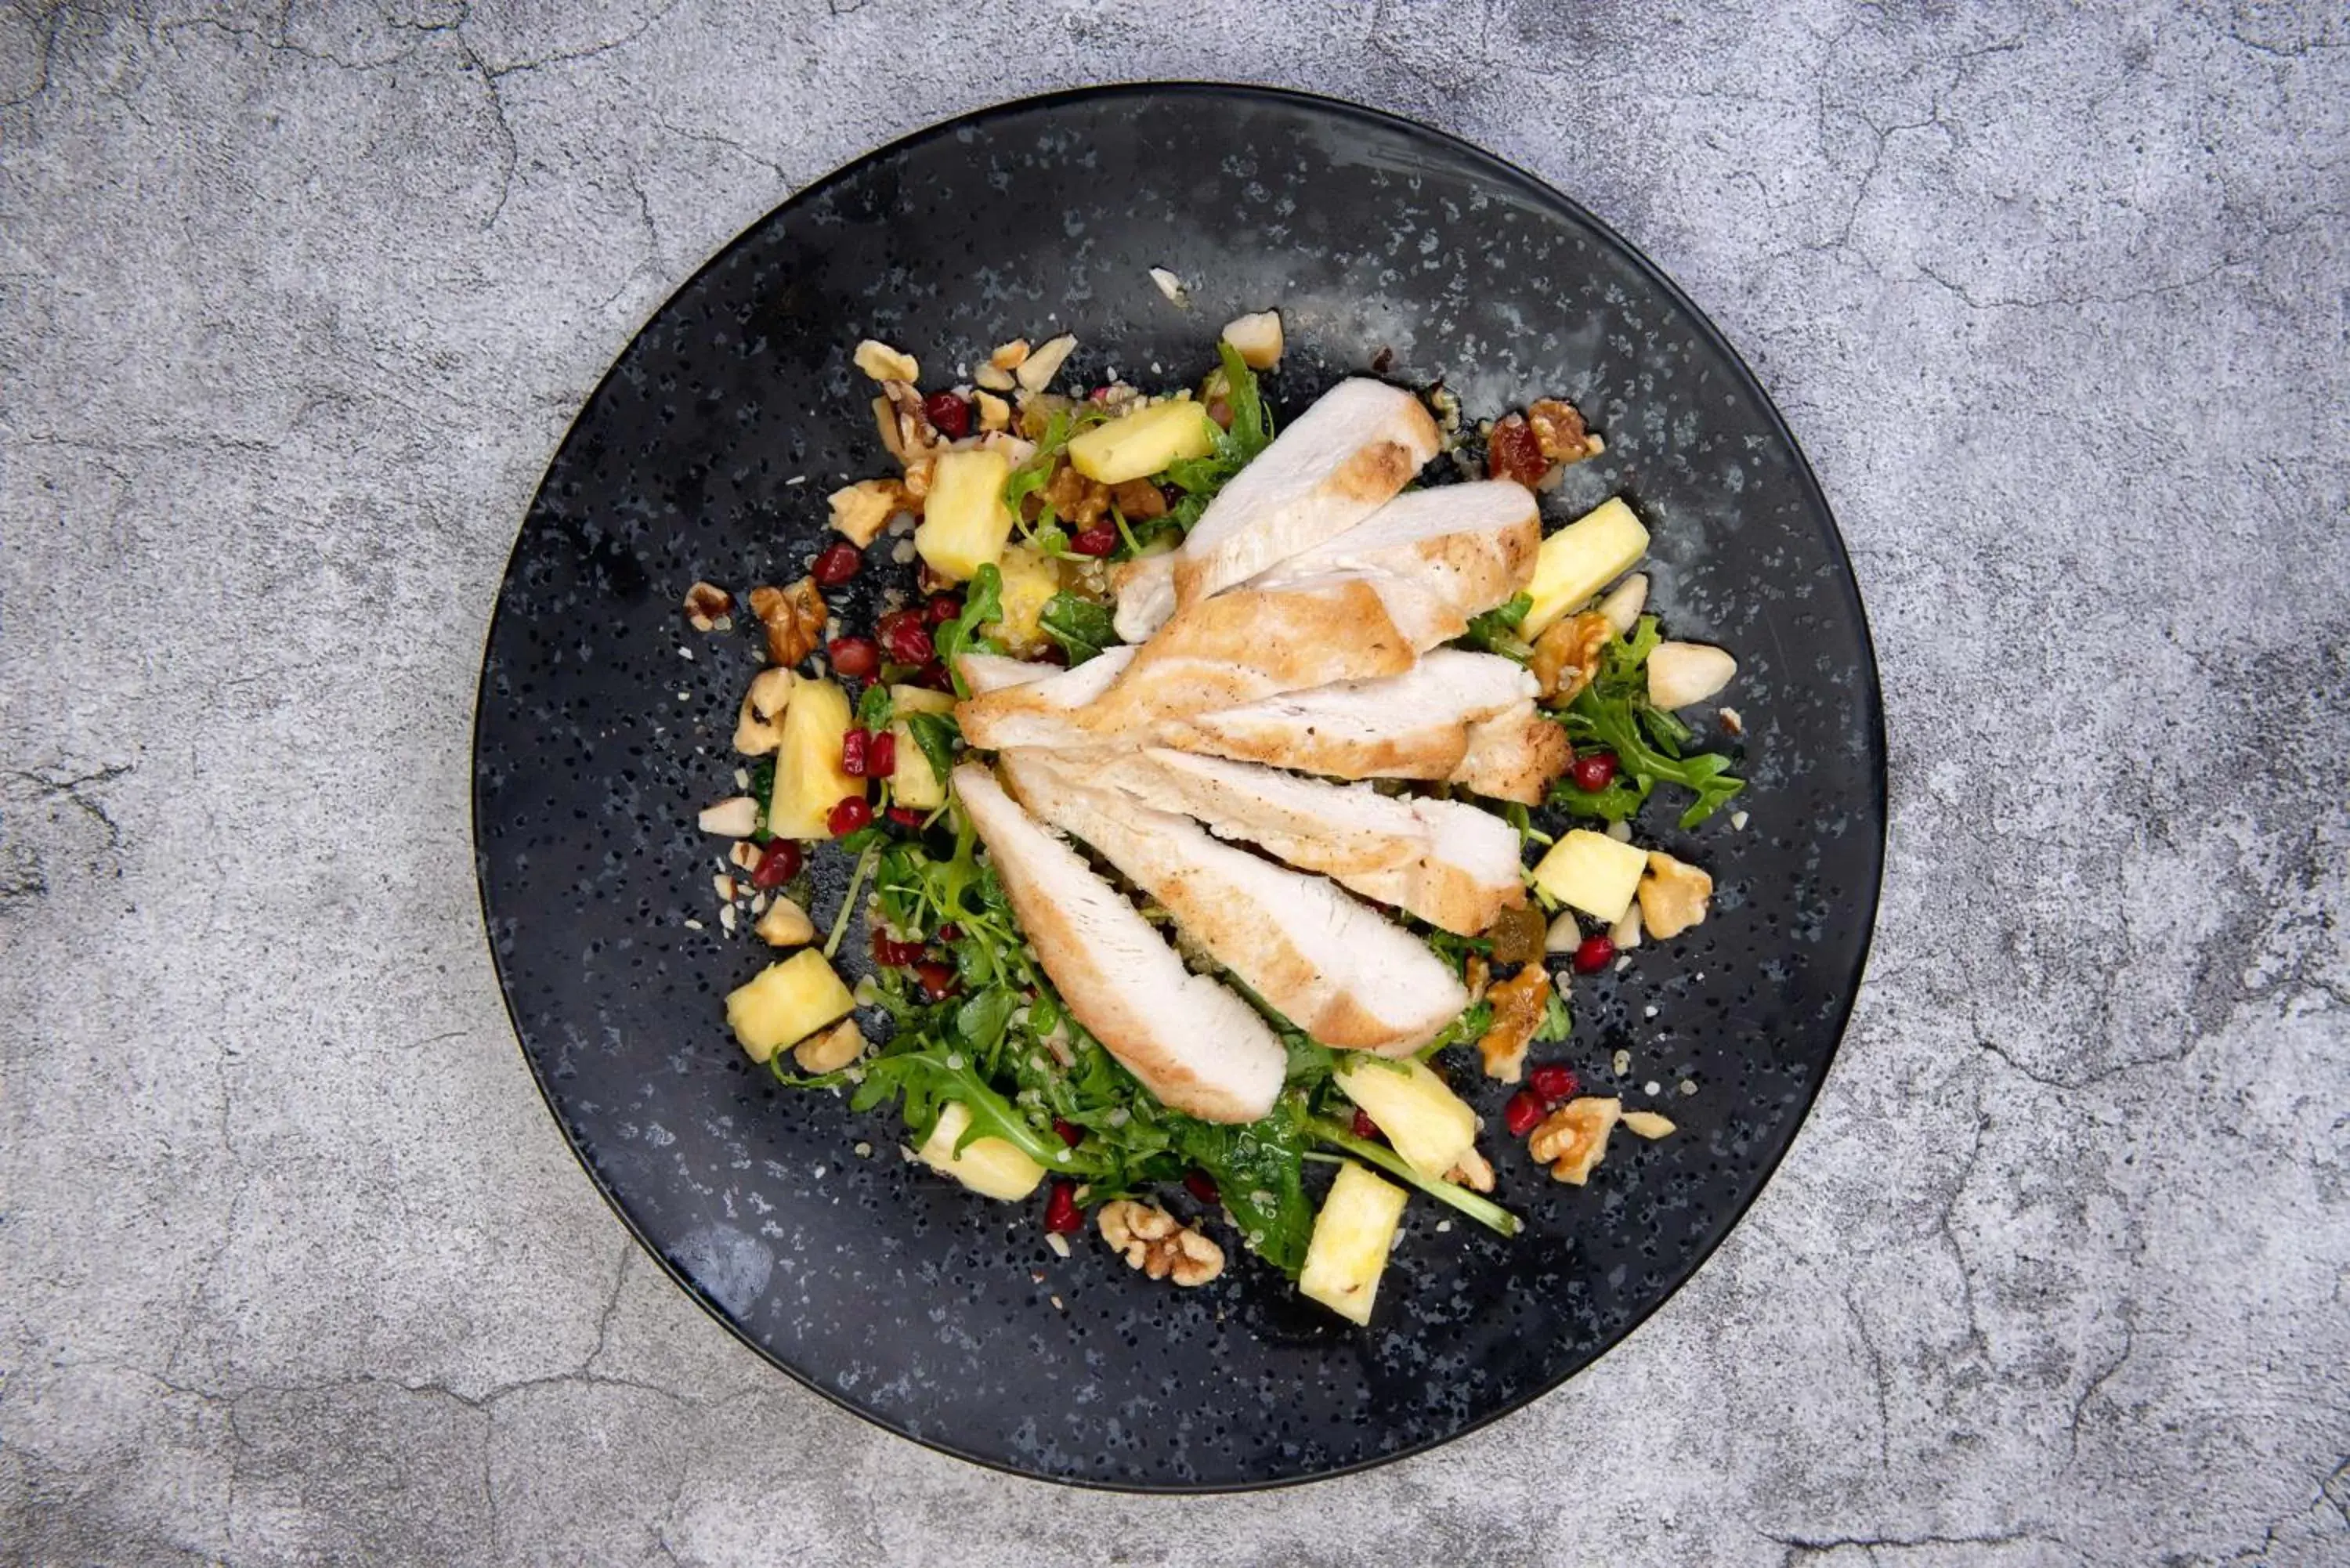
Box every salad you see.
[683,302,1744,1322]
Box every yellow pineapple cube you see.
[725,950,855,1064]
[1066,400,1217,485]
[913,449,1014,581]
[916,1103,1046,1201]
[1531,828,1649,923]
[1299,1160,1409,1325]
[1334,1057,1477,1179]
[1522,497,1649,637]
[765,677,861,840]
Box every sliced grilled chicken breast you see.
[953,764,1283,1122]
[1177,649,1536,779]
[1168,378,1441,616]
[1000,753,1469,1054]
[1447,702,1574,804]
[1110,554,1177,645]
[955,649,1132,698]
[1104,749,1528,935]
[954,649,1137,749]
[1254,480,1539,619]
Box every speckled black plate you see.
[473,84,1885,1491]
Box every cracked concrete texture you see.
[2,0,2343,1559]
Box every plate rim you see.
[469,78,1890,1494]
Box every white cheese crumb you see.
[1045,1232,1072,1259]
[1612,1049,1632,1075]
[1644,1079,1661,1096]
[1730,810,1749,831]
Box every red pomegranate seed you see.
[828,635,880,678]
[922,391,971,439]
[1184,1170,1220,1205]
[924,592,962,626]
[866,730,895,777]
[1053,1118,1084,1147]
[1570,751,1619,792]
[748,840,803,890]
[1043,1179,1083,1235]
[1350,1109,1379,1140]
[1530,1064,1578,1104]
[937,923,961,942]
[879,610,934,665]
[1504,1088,1546,1136]
[840,726,870,776]
[870,930,922,966]
[1066,525,1116,558]
[1571,934,1616,974]
[885,805,926,828]
[826,795,872,836]
[909,659,952,691]
[913,959,958,1000]
[812,540,862,587]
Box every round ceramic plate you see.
[474,84,1885,1490]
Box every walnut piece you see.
[1529,1096,1621,1185]
[1530,609,1617,703]
[989,338,1031,371]
[853,338,919,383]
[1526,398,1603,464]
[828,479,906,547]
[747,579,826,668]
[1035,462,1111,528]
[1636,851,1712,941]
[790,1017,863,1072]
[974,389,1012,432]
[1097,1198,1224,1286]
[683,580,734,632]
[872,380,940,465]
[1620,1110,1677,1140]
[1109,478,1169,521]
[1476,964,1552,1083]
[1446,1146,1495,1194]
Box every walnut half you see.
[1529,1096,1621,1186]
[747,579,826,668]
[1097,1199,1224,1287]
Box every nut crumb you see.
[1045,1232,1072,1259]
[1679,1078,1698,1097]
[747,580,826,668]
[1622,1110,1677,1139]
[792,1017,864,1073]
[1097,1198,1224,1286]
[718,905,737,935]
[682,918,703,931]
[1637,851,1712,941]
[682,580,734,632]
[1050,1295,1065,1311]
[1718,706,1744,735]
[1148,266,1188,305]
[1611,1048,1632,1075]
[853,338,919,383]
[853,1141,873,1158]
[1730,809,1750,831]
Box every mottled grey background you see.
[2,1,2344,1563]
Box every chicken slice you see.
[1000,753,1469,1054]
[954,648,1137,749]
[955,649,1130,698]
[1104,749,1528,936]
[1110,554,1177,645]
[1177,649,1536,779]
[1168,378,1441,616]
[952,764,1283,1122]
[1253,479,1540,620]
[1448,702,1574,804]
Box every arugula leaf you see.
[1415,999,1493,1062]
[1534,986,1572,1045]
[747,758,777,844]
[933,565,1005,697]
[1038,591,1119,665]
[1173,1093,1314,1276]
[1461,591,1534,659]
[854,1044,1076,1172]
[902,710,960,790]
[1159,345,1274,533]
[1554,613,1745,829]
[855,682,893,729]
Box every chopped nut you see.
[747,580,826,668]
[733,666,794,755]
[1097,1198,1224,1286]
[1015,333,1077,392]
[683,580,734,632]
[1108,478,1169,521]
[1446,1146,1496,1193]
[697,797,760,837]
[1607,897,1644,951]
[747,667,794,720]
[1622,1110,1676,1140]
[1718,706,1744,736]
[1464,954,1491,1004]
[989,338,1032,372]
[828,479,906,547]
[728,840,761,873]
[791,1017,865,1072]
[898,454,935,502]
[1529,1097,1621,1184]
[1647,641,1737,710]
[853,338,919,383]
[1475,965,1551,1083]
[712,873,737,903]
[1530,609,1616,703]
[1612,1048,1632,1075]
[1636,851,1712,941]
[974,389,1012,432]
[754,895,815,948]
[733,694,782,756]
[972,362,1016,392]
[1035,461,1110,528]
[1220,309,1284,370]
[1596,573,1649,637]
[873,380,939,465]
[1526,398,1602,464]
[1148,266,1188,305]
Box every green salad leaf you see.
[1553,613,1745,829]
[1461,591,1534,660]
[933,565,1005,697]
[1038,591,1119,665]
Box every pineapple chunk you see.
[913,448,1014,582]
[916,1102,1047,1201]
[1066,400,1217,485]
[1531,828,1649,923]
[889,685,957,717]
[1300,1160,1409,1325]
[1334,1057,1477,1180]
[987,544,1063,654]
[887,683,956,812]
[725,949,855,1064]
[1522,497,1650,638]
[765,677,862,840]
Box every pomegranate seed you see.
[840,726,870,776]
[828,635,880,679]
[909,659,952,691]
[871,930,922,967]
[812,540,862,587]
[1530,1064,1578,1104]
[879,610,933,665]
[1184,1170,1220,1205]
[1570,751,1619,792]
[826,795,872,836]
[1043,1179,1083,1235]
[922,391,971,439]
[748,840,803,890]
[1350,1109,1379,1140]
[1054,1118,1084,1147]
[913,959,958,1000]
[1504,1089,1546,1136]
[937,923,961,942]
[1066,524,1116,558]
[885,805,927,828]
[1571,934,1616,974]
[866,730,895,777]
[924,592,962,627]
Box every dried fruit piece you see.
[1475,965,1552,1083]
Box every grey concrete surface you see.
[2,0,2345,1562]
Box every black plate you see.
[473,84,1885,1491]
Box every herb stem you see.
[1307,1118,1522,1237]
[822,841,879,960]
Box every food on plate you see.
[684,320,1747,1321]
